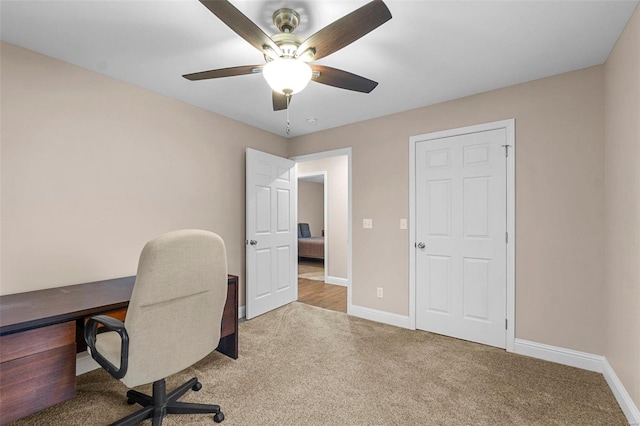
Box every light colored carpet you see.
[9,302,627,425]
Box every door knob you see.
[249,240,258,246]
[417,242,426,249]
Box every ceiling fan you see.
[182,0,392,112]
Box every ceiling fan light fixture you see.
[263,58,312,95]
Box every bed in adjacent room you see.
[298,223,324,260]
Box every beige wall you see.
[297,180,324,237]
[297,156,348,280]
[604,6,640,409]
[289,66,606,355]
[0,43,288,309]
[3,17,639,407]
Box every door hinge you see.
[505,319,508,330]
[502,144,511,157]
[505,232,509,244]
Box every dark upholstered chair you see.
[298,223,311,238]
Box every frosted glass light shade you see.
[263,58,312,95]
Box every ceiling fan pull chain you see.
[286,93,291,135]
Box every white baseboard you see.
[76,351,100,376]
[238,304,246,320]
[603,358,640,425]
[514,339,639,425]
[513,338,605,372]
[326,276,347,287]
[348,304,412,329]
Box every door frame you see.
[408,119,516,352]
[297,171,329,282]
[290,148,353,314]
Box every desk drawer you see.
[0,321,75,363]
[0,322,76,425]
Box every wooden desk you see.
[0,275,238,425]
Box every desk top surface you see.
[0,276,135,335]
[0,275,237,335]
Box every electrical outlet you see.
[363,219,373,229]
[400,218,407,229]
[376,287,383,298]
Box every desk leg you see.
[216,333,238,359]
[216,276,238,359]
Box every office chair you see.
[85,229,228,425]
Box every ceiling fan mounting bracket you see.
[272,8,300,33]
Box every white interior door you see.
[415,128,507,348]
[246,148,297,319]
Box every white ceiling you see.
[1,1,637,138]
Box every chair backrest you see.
[298,223,311,238]
[121,229,227,388]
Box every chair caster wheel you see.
[214,411,225,423]
[192,381,202,392]
[126,398,135,405]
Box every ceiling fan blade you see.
[272,92,291,111]
[198,0,281,57]
[296,0,391,61]
[311,65,378,93]
[183,65,263,81]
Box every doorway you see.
[297,171,327,280]
[293,149,351,314]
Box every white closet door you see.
[415,129,507,348]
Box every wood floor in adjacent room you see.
[298,259,346,313]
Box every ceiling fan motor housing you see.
[267,33,305,60]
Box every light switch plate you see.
[363,219,373,229]
[400,218,407,229]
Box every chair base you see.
[111,377,224,426]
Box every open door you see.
[246,148,297,319]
